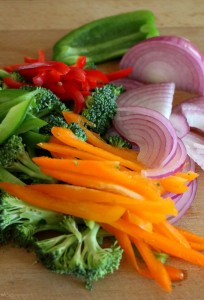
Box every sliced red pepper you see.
[3,77,26,88]
[106,67,133,81]
[75,56,87,69]
[85,69,109,85]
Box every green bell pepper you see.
[53,10,159,65]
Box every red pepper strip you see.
[3,77,26,88]
[4,64,26,72]
[85,69,109,85]
[63,67,86,83]
[75,56,87,69]
[60,81,85,113]
[106,67,133,81]
[38,49,45,62]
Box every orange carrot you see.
[29,183,177,217]
[159,176,189,194]
[176,227,204,244]
[133,238,172,292]
[0,182,125,223]
[188,242,204,251]
[51,126,142,171]
[154,221,191,248]
[175,171,199,181]
[102,224,185,283]
[62,111,95,127]
[31,168,144,200]
[33,157,165,202]
[112,219,204,267]
[123,210,153,232]
[38,142,104,161]
[63,111,138,162]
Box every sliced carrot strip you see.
[154,221,191,248]
[123,210,153,233]
[133,238,172,292]
[112,219,204,267]
[29,183,176,217]
[164,265,186,282]
[176,227,204,244]
[31,169,144,200]
[0,182,125,223]
[62,110,95,127]
[159,176,189,194]
[175,171,199,181]
[38,142,104,160]
[51,127,142,171]
[33,157,165,202]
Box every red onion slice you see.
[169,110,190,138]
[142,138,187,178]
[110,78,143,90]
[116,83,175,119]
[120,35,204,94]
[113,106,178,170]
[182,131,204,170]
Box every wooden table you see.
[1,1,204,299]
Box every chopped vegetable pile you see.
[1,10,204,293]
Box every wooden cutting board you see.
[1,1,204,299]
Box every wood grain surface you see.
[1,1,204,299]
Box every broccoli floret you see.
[0,135,54,183]
[35,217,123,289]
[0,191,64,246]
[107,135,132,149]
[81,84,124,135]
[20,86,68,118]
[40,116,87,141]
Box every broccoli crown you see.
[35,217,123,289]
[0,135,54,183]
[0,191,64,246]
[81,84,124,135]
[9,71,26,83]
[20,86,68,117]
[107,135,132,149]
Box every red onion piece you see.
[113,106,178,171]
[182,131,204,170]
[116,83,175,119]
[120,35,204,94]
[110,78,143,90]
[169,110,190,138]
[142,138,187,179]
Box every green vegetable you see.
[35,217,123,289]
[0,135,54,183]
[107,135,132,149]
[0,92,37,145]
[0,191,63,245]
[82,84,124,135]
[53,10,159,65]
[20,86,68,118]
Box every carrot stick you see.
[51,127,143,171]
[112,219,204,267]
[63,111,138,162]
[38,142,104,160]
[133,238,172,292]
[123,210,153,232]
[159,176,189,194]
[0,182,125,223]
[33,157,164,202]
[188,242,204,251]
[175,171,199,181]
[29,183,177,217]
[62,111,95,127]
[31,169,144,200]
[164,265,186,282]
[102,224,185,283]
[154,221,191,248]
[176,227,204,244]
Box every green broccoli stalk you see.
[106,135,132,149]
[0,135,55,183]
[81,84,124,135]
[0,191,64,246]
[35,217,123,289]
